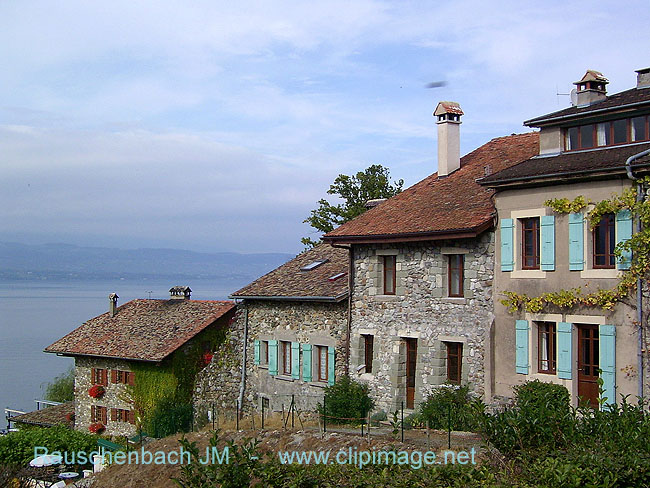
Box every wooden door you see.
[405,338,417,409]
[578,324,599,408]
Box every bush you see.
[0,425,96,467]
[146,398,193,438]
[370,410,387,426]
[44,367,75,403]
[419,385,484,432]
[319,376,374,425]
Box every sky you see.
[1,1,649,255]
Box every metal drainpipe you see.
[331,243,353,376]
[625,148,650,399]
[237,300,249,414]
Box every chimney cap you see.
[169,286,192,300]
[109,293,119,301]
[434,101,464,117]
[573,69,608,86]
[636,67,650,75]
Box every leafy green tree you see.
[44,366,75,403]
[302,164,403,247]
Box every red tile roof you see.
[10,401,75,428]
[44,299,235,362]
[231,244,348,301]
[322,132,539,243]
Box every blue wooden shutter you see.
[254,340,260,365]
[328,346,335,386]
[541,215,555,271]
[291,342,301,380]
[501,218,514,272]
[268,340,278,376]
[568,213,584,271]
[515,320,529,374]
[557,322,572,379]
[599,324,616,408]
[302,344,312,382]
[616,210,632,270]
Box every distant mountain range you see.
[0,241,294,282]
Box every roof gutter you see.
[525,99,650,127]
[625,148,650,400]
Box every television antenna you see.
[146,290,153,299]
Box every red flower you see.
[88,422,105,434]
[202,352,213,367]
[88,385,105,398]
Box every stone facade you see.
[244,300,347,413]
[74,357,137,437]
[349,235,494,412]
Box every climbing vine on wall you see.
[502,177,650,314]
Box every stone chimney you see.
[434,101,463,177]
[574,70,608,107]
[109,293,119,317]
[636,67,650,89]
[169,286,191,300]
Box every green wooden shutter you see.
[501,218,514,272]
[268,340,278,376]
[616,210,632,270]
[291,342,301,380]
[328,346,335,386]
[254,340,260,365]
[568,213,584,271]
[541,215,555,271]
[302,344,312,382]
[599,324,616,408]
[557,322,572,379]
[515,320,529,374]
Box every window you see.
[448,254,464,297]
[593,213,616,268]
[362,335,374,373]
[538,322,556,374]
[300,259,328,271]
[91,368,108,386]
[446,343,462,384]
[260,340,269,366]
[281,341,292,376]
[383,255,396,295]
[566,116,649,151]
[111,408,135,424]
[521,217,540,270]
[317,345,328,382]
[111,370,134,385]
[91,405,107,424]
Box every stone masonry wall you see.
[75,357,137,437]
[350,234,494,413]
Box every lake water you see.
[0,279,237,429]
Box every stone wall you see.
[350,235,494,413]
[74,357,137,437]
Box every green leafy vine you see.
[504,178,650,314]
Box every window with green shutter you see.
[302,344,312,382]
[569,213,585,270]
[540,215,555,271]
[501,218,514,271]
[616,210,632,270]
[599,324,617,408]
[328,346,335,386]
[515,320,530,374]
[268,340,278,376]
[557,322,572,379]
[291,342,300,380]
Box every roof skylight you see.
[300,259,328,271]
[328,272,346,281]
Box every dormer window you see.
[565,116,649,151]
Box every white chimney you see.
[636,67,650,89]
[574,70,608,107]
[109,293,119,317]
[434,101,463,177]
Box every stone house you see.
[480,68,650,408]
[225,244,349,413]
[322,102,539,413]
[45,287,235,436]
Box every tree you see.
[44,366,75,403]
[302,164,403,247]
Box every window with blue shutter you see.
[501,218,514,272]
[291,342,301,380]
[616,210,632,270]
[268,340,278,376]
[599,324,616,408]
[302,344,312,382]
[254,340,260,365]
[557,322,572,379]
[515,320,529,374]
[541,215,555,271]
[328,346,335,386]
[569,213,585,270]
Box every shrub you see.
[319,376,374,425]
[370,409,387,426]
[44,367,75,403]
[0,425,96,467]
[420,385,484,432]
[146,398,193,438]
